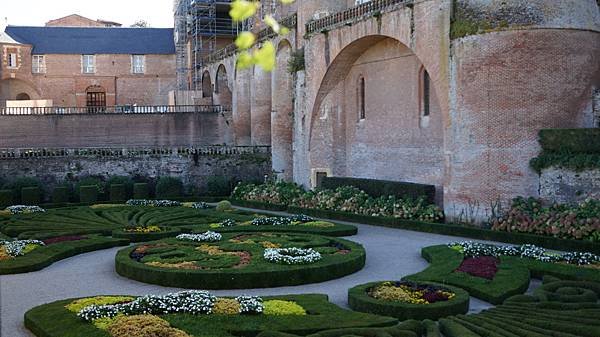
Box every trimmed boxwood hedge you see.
[111,226,182,242]
[115,234,366,289]
[181,221,358,237]
[132,183,149,199]
[230,199,289,211]
[79,185,98,203]
[21,187,41,205]
[0,235,128,275]
[0,189,13,208]
[257,320,424,337]
[348,281,469,321]
[539,128,600,154]
[321,176,436,204]
[51,187,70,203]
[109,184,127,202]
[25,294,398,337]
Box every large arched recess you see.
[0,78,41,104]
[250,65,272,146]
[215,64,232,108]
[271,39,294,181]
[233,63,252,145]
[201,70,213,104]
[308,35,445,198]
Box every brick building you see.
[45,14,122,28]
[0,20,176,107]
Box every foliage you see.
[531,129,600,172]
[51,186,70,203]
[108,315,192,337]
[232,181,304,205]
[109,184,127,202]
[21,187,41,205]
[207,176,234,196]
[216,200,233,212]
[133,183,149,199]
[213,298,241,315]
[264,247,322,265]
[176,231,223,243]
[2,177,43,204]
[263,300,306,316]
[106,176,134,198]
[5,205,45,214]
[321,176,436,204]
[156,177,184,199]
[455,256,498,280]
[75,176,104,196]
[287,48,305,73]
[79,185,99,203]
[0,190,12,208]
[492,197,600,242]
[65,296,135,313]
[126,199,182,207]
[368,281,455,305]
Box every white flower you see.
[5,205,45,214]
[176,231,222,242]
[264,247,322,265]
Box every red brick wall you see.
[45,15,105,27]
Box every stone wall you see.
[540,167,600,204]
[0,146,271,198]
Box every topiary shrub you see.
[75,176,104,200]
[80,185,99,203]
[2,177,43,204]
[156,177,183,199]
[106,176,133,199]
[0,190,13,208]
[110,184,127,202]
[108,314,192,337]
[52,186,70,203]
[133,183,149,199]
[21,187,41,205]
[216,200,232,212]
[206,176,233,196]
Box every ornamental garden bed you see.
[0,235,128,274]
[115,232,366,289]
[111,226,182,242]
[347,281,469,321]
[405,242,600,304]
[24,293,397,337]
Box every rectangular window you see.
[7,51,17,68]
[359,77,366,120]
[32,55,46,73]
[82,55,95,74]
[132,55,145,74]
[423,71,431,117]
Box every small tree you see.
[130,20,149,28]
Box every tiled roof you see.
[4,26,175,54]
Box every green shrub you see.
[2,177,42,204]
[0,189,13,208]
[79,185,99,203]
[52,186,70,203]
[156,177,183,199]
[110,184,127,202]
[75,176,104,200]
[539,129,600,154]
[21,187,41,205]
[287,48,305,73]
[321,177,436,204]
[106,176,133,199]
[216,200,232,212]
[206,176,233,196]
[133,183,150,199]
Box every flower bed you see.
[176,231,223,242]
[112,226,182,243]
[264,247,322,265]
[232,183,443,222]
[126,199,182,207]
[492,197,600,242]
[24,294,397,337]
[455,256,498,280]
[115,233,366,289]
[5,205,45,214]
[42,235,88,245]
[348,281,469,321]
[0,239,44,259]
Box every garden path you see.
[0,208,539,337]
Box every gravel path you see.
[0,212,522,337]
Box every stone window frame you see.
[131,54,146,74]
[6,48,18,69]
[357,75,366,121]
[82,54,96,74]
[418,66,431,128]
[32,55,46,74]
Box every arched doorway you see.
[201,71,213,104]
[86,85,106,113]
[215,64,232,108]
[16,93,31,100]
[271,40,294,181]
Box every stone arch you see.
[250,64,272,146]
[16,93,31,100]
[233,62,252,145]
[0,78,41,104]
[271,39,294,180]
[307,34,445,193]
[214,64,232,108]
[201,70,213,102]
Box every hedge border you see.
[229,199,288,211]
[348,281,469,321]
[0,236,129,275]
[115,235,366,289]
[264,205,600,254]
[111,226,182,242]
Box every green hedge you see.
[0,236,128,275]
[109,184,127,202]
[0,189,13,208]
[133,183,149,199]
[181,221,358,237]
[156,176,183,199]
[282,206,600,254]
[321,177,436,204]
[230,199,288,211]
[25,294,397,337]
[111,226,182,242]
[79,185,98,203]
[21,187,41,205]
[258,320,424,337]
[348,281,469,321]
[51,187,70,204]
[115,235,366,289]
[534,280,600,302]
[539,129,600,154]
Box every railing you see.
[202,13,298,65]
[305,0,412,35]
[0,105,227,116]
[0,146,271,160]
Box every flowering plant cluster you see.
[492,197,600,242]
[368,281,455,304]
[76,291,264,322]
[455,256,499,280]
[176,231,222,242]
[125,226,162,233]
[191,202,210,209]
[126,200,182,207]
[220,219,237,227]
[43,235,87,245]
[263,300,306,316]
[251,215,314,226]
[5,205,46,214]
[0,239,45,257]
[263,247,322,265]
[449,241,600,266]
[232,183,443,222]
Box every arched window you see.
[358,76,366,120]
[421,69,431,117]
[16,93,31,100]
[202,71,212,98]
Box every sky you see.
[1,0,175,28]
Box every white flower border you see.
[0,239,45,257]
[176,231,222,242]
[264,247,322,265]
[5,205,46,214]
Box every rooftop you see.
[3,26,175,54]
